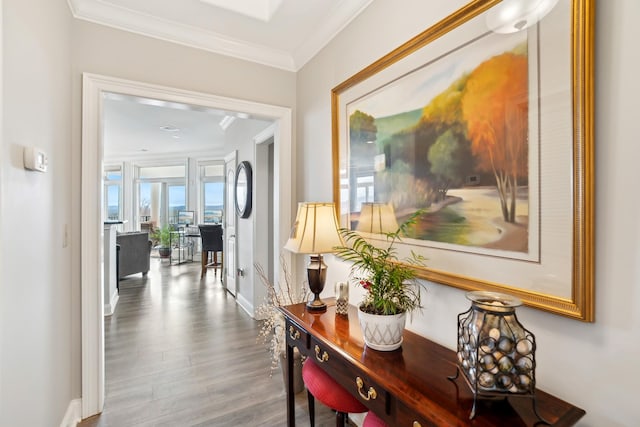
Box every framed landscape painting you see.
[332,0,594,321]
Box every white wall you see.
[71,19,296,107]
[0,0,4,413]
[1,0,73,425]
[226,120,273,314]
[296,0,639,425]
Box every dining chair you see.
[198,224,223,279]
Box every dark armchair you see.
[116,232,152,279]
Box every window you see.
[200,162,224,224]
[104,165,123,221]
[138,182,154,223]
[136,163,187,228]
[168,184,186,224]
[203,182,224,223]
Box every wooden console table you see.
[280,300,585,427]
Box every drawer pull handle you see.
[355,377,377,401]
[413,422,422,427]
[289,326,300,340]
[314,345,329,363]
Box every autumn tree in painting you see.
[421,74,474,202]
[462,50,528,223]
[378,73,477,208]
[421,74,468,133]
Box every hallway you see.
[79,258,333,426]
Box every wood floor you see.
[78,258,337,427]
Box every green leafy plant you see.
[335,210,426,315]
[152,224,172,248]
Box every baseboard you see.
[104,290,119,316]
[236,293,254,318]
[60,398,82,427]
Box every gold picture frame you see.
[331,0,594,321]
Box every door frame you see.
[253,124,286,318]
[223,150,237,297]
[80,73,293,418]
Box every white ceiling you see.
[71,0,373,159]
[102,93,272,160]
[67,0,374,71]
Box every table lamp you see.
[284,202,343,311]
[356,202,399,234]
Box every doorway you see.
[81,73,293,418]
[254,126,276,296]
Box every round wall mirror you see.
[235,161,252,218]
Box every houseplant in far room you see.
[255,258,308,393]
[153,224,172,258]
[335,210,426,351]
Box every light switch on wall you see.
[23,147,48,172]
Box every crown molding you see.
[292,0,374,69]
[67,0,297,71]
[68,0,373,72]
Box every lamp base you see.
[306,254,327,312]
[306,298,327,312]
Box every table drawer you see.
[393,399,442,427]
[285,319,309,350]
[310,336,389,417]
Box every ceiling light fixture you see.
[219,115,236,131]
[486,0,560,34]
[165,102,190,111]
[103,92,127,102]
[137,97,169,108]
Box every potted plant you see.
[255,258,308,392]
[335,210,426,351]
[153,224,173,258]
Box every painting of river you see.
[407,187,529,253]
[346,28,537,259]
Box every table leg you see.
[286,343,295,427]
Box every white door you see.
[224,151,237,297]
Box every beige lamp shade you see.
[284,202,343,254]
[356,202,399,234]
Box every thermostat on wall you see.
[23,147,48,172]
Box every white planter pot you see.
[358,307,407,351]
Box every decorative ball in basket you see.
[449,291,547,423]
